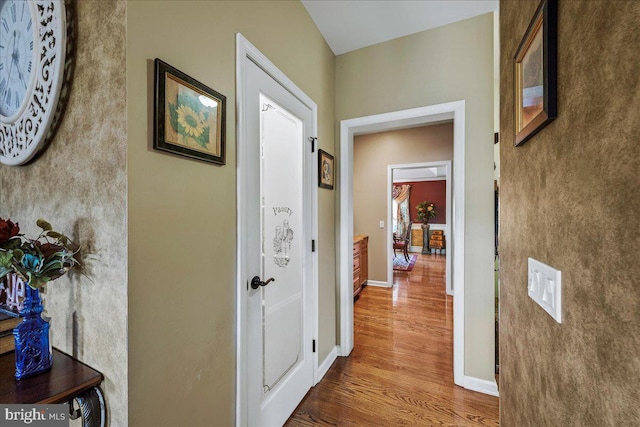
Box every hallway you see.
[286,253,499,426]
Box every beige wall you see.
[337,13,496,381]
[126,1,336,425]
[500,1,640,425]
[0,1,128,425]
[354,124,453,282]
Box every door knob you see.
[251,276,275,290]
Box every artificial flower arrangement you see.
[416,201,437,223]
[0,217,79,289]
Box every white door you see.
[240,55,315,426]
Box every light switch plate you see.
[528,258,562,323]
[379,221,384,228]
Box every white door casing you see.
[236,34,319,427]
[338,102,466,388]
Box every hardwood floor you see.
[285,253,499,426]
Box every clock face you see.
[0,0,72,166]
[0,0,35,118]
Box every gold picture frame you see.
[154,59,226,164]
[514,0,557,146]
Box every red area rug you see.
[393,254,417,271]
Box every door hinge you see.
[494,132,500,144]
[309,136,317,153]
[312,240,316,252]
[312,339,316,353]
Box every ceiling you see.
[301,0,498,55]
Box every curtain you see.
[393,184,411,236]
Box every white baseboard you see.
[366,280,392,288]
[463,375,499,397]
[336,345,349,357]
[316,346,338,384]
[409,246,423,253]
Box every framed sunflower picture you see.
[154,58,226,164]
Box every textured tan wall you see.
[126,1,335,425]
[337,13,496,381]
[354,124,453,282]
[500,1,640,425]
[0,1,128,425]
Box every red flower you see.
[36,242,64,258]
[0,218,20,244]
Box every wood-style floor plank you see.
[286,253,499,426]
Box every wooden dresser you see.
[353,235,369,298]
[429,229,445,253]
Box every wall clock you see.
[0,0,74,166]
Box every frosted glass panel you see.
[260,94,304,392]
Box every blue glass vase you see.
[13,285,52,379]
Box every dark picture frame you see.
[318,149,334,190]
[154,58,226,164]
[513,0,557,146]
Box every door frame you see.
[387,160,452,296]
[338,101,466,387]
[235,33,319,426]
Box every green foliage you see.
[36,218,52,231]
[169,102,179,134]
[0,266,11,278]
[1,237,22,250]
[47,231,62,239]
[0,218,81,289]
[12,249,23,261]
[195,127,210,149]
[0,251,13,267]
[416,201,437,223]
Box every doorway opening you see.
[388,161,452,295]
[339,101,467,387]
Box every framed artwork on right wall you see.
[514,0,557,146]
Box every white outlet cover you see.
[379,220,384,228]
[528,258,562,323]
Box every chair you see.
[393,221,412,262]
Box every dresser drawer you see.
[430,234,443,241]
[353,241,361,256]
[430,240,444,248]
[353,255,360,270]
[353,270,361,291]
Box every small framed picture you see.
[318,149,334,190]
[154,58,226,164]
[514,0,557,146]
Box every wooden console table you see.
[0,348,106,427]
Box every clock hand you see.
[1,32,18,100]
[11,31,28,89]
[2,55,15,101]
[11,44,26,86]
[14,58,26,89]
[11,30,17,59]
